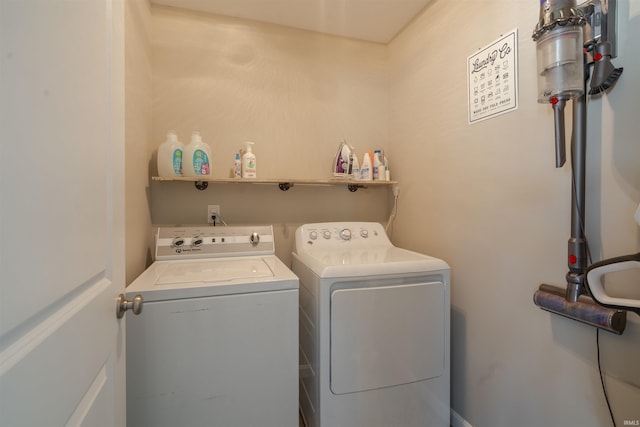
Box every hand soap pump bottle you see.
[183,131,212,177]
[157,131,183,177]
[241,141,257,179]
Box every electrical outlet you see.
[207,205,221,224]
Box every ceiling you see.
[150,0,433,43]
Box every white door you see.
[0,0,126,426]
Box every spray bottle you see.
[242,141,257,179]
[233,152,241,178]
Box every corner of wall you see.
[125,0,154,284]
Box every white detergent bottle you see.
[373,149,382,180]
[183,131,212,177]
[157,131,183,177]
[242,141,257,178]
[360,152,373,180]
[350,151,360,179]
[383,155,390,181]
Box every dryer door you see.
[330,281,445,394]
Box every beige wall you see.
[125,0,153,283]
[149,5,394,265]
[389,1,640,426]
[129,1,639,426]
[151,5,389,180]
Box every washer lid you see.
[126,255,298,302]
[156,258,273,285]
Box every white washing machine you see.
[126,225,299,427]
[292,222,450,427]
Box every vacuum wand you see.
[565,63,588,303]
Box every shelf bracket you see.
[278,182,293,191]
[347,184,365,192]
[194,181,208,191]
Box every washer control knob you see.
[309,231,318,240]
[360,229,369,238]
[191,236,203,247]
[171,237,185,247]
[249,232,260,247]
[339,228,352,240]
[322,230,332,240]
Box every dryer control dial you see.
[309,231,318,240]
[191,236,203,247]
[171,237,185,248]
[322,230,332,240]
[360,229,369,238]
[339,228,352,241]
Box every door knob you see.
[116,294,143,318]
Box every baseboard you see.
[451,409,473,427]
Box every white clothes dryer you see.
[126,225,298,427]
[292,222,450,427]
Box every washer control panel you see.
[297,222,390,249]
[156,225,275,260]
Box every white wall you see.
[388,1,640,426]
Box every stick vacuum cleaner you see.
[531,0,636,334]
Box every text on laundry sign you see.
[471,43,512,74]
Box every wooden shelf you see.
[152,176,397,192]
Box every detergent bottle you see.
[350,150,360,179]
[157,131,183,177]
[359,152,373,180]
[183,131,212,177]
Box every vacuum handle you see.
[587,252,640,272]
[585,252,640,314]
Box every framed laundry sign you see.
[467,29,518,124]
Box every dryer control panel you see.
[155,225,275,260]
[296,222,391,249]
